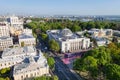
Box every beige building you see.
[18,33,36,46]
[0,36,13,51]
[0,46,36,69]
[0,46,49,80]
[13,56,49,80]
[7,16,23,30]
[0,22,10,37]
[88,28,113,38]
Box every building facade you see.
[0,46,35,69]
[0,22,10,37]
[0,36,13,51]
[0,46,49,80]
[47,28,90,53]
[88,28,113,38]
[18,33,36,46]
[13,56,49,80]
[7,16,23,30]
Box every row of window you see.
[0,61,18,67]
[64,41,89,52]
[20,71,42,80]
[0,42,13,45]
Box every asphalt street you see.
[37,36,82,80]
[54,57,81,80]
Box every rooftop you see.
[1,46,36,58]
[13,53,48,74]
[19,33,34,39]
[47,28,86,42]
[0,36,12,40]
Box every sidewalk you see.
[70,69,83,80]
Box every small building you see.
[18,33,36,46]
[88,28,113,38]
[0,36,13,51]
[95,37,110,46]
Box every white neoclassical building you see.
[0,46,36,69]
[13,55,49,80]
[47,28,90,53]
[0,46,49,80]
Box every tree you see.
[47,57,55,69]
[49,39,60,52]
[0,78,4,80]
[112,37,118,43]
[5,77,10,80]
[87,21,95,30]
[53,75,59,80]
[83,56,97,67]
[104,64,120,80]
[82,56,98,78]
[0,68,10,74]
[41,33,48,41]
[21,42,25,47]
[71,25,81,32]
[97,47,111,66]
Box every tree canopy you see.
[47,57,55,69]
[48,39,60,52]
[33,75,58,80]
[73,43,120,80]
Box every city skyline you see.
[0,0,120,15]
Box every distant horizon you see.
[0,0,120,16]
[0,13,120,16]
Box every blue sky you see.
[0,0,120,15]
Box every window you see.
[26,74,28,78]
[21,75,23,79]
[30,73,33,77]
[34,73,36,76]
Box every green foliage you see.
[47,57,55,69]
[33,76,50,80]
[48,39,60,52]
[0,68,10,74]
[83,56,97,69]
[104,64,120,80]
[5,77,10,80]
[0,78,5,80]
[21,42,25,47]
[33,75,58,80]
[73,43,120,80]
[24,18,120,36]
[41,33,48,41]
[53,75,59,80]
[0,68,11,80]
[70,25,81,32]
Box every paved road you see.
[37,36,82,80]
[54,57,81,80]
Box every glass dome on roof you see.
[60,28,73,37]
